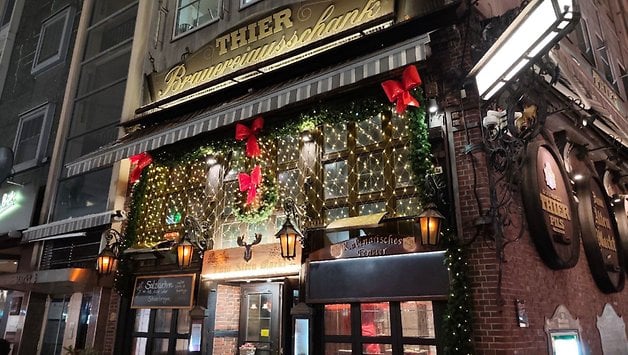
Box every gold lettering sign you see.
[148,0,393,103]
[540,192,571,234]
[592,71,621,111]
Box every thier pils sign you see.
[147,0,393,103]
[522,141,580,269]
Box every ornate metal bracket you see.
[183,215,213,253]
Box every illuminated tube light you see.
[468,0,579,100]
[202,265,301,281]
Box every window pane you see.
[403,345,437,355]
[53,167,113,220]
[155,309,173,333]
[391,112,409,139]
[175,339,189,354]
[361,303,390,337]
[151,338,169,355]
[38,18,65,63]
[401,301,435,338]
[131,337,147,355]
[245,293,272,342]
[395,146,414,188]
[134,309,150,332]
[85,4,137,59]
[325,343,352,355]
[324,160,347,199]
[177,309,191,334]
[363,343,392,355]
[175,0,219,36]
[358,153,384,194]
[359,201,386,216]
[91,0,136,24]
[279,169,300,202]
[64,125,118,163]
[277,135,300,163]
[324,304,351,335]
[78,47,131,95]
[325,207,348,225]
[15,115,44,164]
[356,116,383,147]
[70,80,126,137]
[396,197,421,217]
[220,222,240,248]
[324,123,346,154]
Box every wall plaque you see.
[596,303,628,354]
[603,170,628,274]
[576,173,625,293]
[147,0,393,104]
[522,141,580,269]
[131,274,196,309]
[310,235,417,261]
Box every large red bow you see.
[238,165,262,205]
[381,65,422,114]
[129,152,153,184]
[235,116,264,157]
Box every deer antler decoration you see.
[237,233,263,262]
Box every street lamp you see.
[275,198,305,259]
[416,203,445,246]
[469,0,579,100]
[96,229,123,275]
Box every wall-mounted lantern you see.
[416,202,445,246]
[275,198,305,259]
[176,215,212,268]
[96,229,123,275]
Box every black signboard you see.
[131,274,196,309]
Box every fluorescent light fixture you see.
[469,0,579,100]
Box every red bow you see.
[235,117,264,157]
[238,165,262,205]
[129,152,153,184]
[381,65,422,114]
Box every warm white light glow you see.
[201,265,300,280]
[470,0,576,100]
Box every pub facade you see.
[62,0,628,354]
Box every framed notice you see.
[131,274,196,309]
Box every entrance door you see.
[321,301,442,355]
[41,296,70,355]
[239,283,282,355]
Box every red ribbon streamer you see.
[129,152,153,184]
[235,116,264,157]
[238,165,262,205]
[381,65,422,114]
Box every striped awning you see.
[65,34,431,177]
[22,210,117,242]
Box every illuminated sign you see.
[0,191,18,216]
[146,0,393,104]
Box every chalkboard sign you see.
[131,274,196,309]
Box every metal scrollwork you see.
[183,215,213,252]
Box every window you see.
[0,0,15,27]
[323,301,441,354]
[174,0,220,37]
[619,63,628,99]
[240,0,262,9]
[13,104,53,172]
[596,35,617,91]
[131,308,190,354]
[31,6,74,75]
[574,19,594,64]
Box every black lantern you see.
[96,229,122,275]
[275,198,305,259]
[176,215,213,268]
[417,203,445,246]
[177,238,195,268]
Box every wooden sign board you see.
[131,274,196,309]
[202,243,301,280]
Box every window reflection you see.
[324,304,351,335]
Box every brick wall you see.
[430,20,628,354]
[213,284,241,355]
[103,291,120,355]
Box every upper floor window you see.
[595,35,618,92]
[31,6,74,75]
[240,0,262,10]
[13,104,53,172]
[174,0,220,38]
[0,0,15,27]
[619,63,628,99]
[574,19,594,64]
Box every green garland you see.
[233,173,278,224]
[442,231,474,354]
[406,88,434,206]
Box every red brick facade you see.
[213,284,242,354]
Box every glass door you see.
[41,296,70,355]
[130,308,191,354]
[239,283,282,355]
